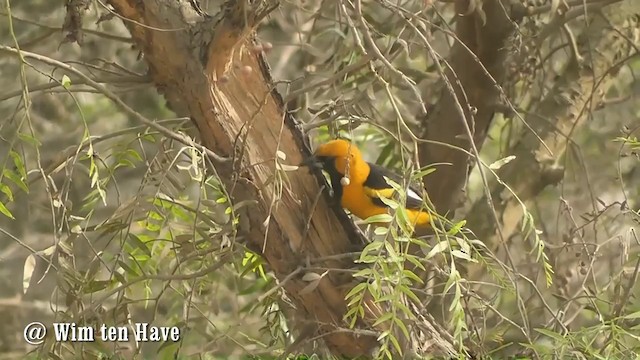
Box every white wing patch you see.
[406,188,423,202]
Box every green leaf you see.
[623,310,640,320]
[376,195,399,209]
[444,272,457,293]
[61,75,71,89]
[113,271,127,285]
[125,149,143,162]
[372,312,394,328]
[0,183,14,202]
[3,168,28,193]
[388,331,403,356]
[383,176,403,193]
[117,259,139,276]
[411,167,436,181]
[114,159,136,170]
[0,201,14,219]
[9,151,27,179]
[352,268,373,278]
[18,132,41,146]
[447,220,466,235]
[346,295,364,309]
[142,133,156,143]
[364,213,393,224]
[128,233,152,257]
[383,240,399,259]
[393,316,410,340]
[156,337,180,355]
[535,328,567,343]
[401,269,424,285]
[425,241,448,259]
[455,236,471,254]
[399,283,421,303]
[373,226,388,235]
[97,187,107,206]
[148,211,164,221]
[395,299,414,319]
[395,207,412,234]
[216,196,228,204]
[405,254,426,271]
[451,250,472,261]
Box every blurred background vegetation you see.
[0,0,639,359]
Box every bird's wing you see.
[363,162,425,210]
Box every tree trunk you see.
[103,0,457,356]
[418,0,517,216]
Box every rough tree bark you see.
[102,0,457,357]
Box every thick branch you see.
[418,0,515,215]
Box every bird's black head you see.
[300,155,332,170]
[301,139,358,177]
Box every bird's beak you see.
[299,155,323,169]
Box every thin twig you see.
[0,45,229,164]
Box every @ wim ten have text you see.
[52,322,180,342]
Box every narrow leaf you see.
[23,254,36,294]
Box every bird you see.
[302,138,433,228]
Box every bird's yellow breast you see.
[340,182,431,226]
[341,183,387,221]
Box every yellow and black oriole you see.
[303,139,432,228]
